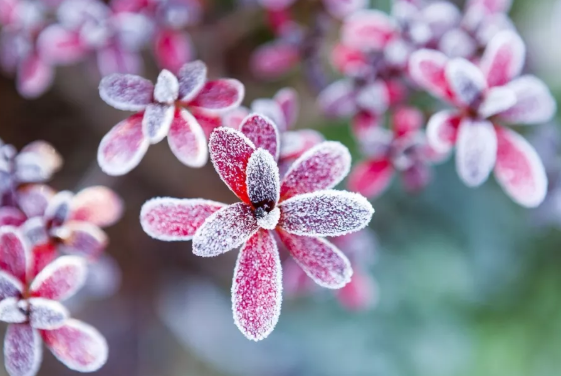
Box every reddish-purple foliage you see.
[141,115,374,340]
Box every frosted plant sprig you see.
[140,114,374,340]
[97,60,245,175]
[0,228,108,376]
[409,30,556,207]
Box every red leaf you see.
[0,227,29,283]
[70,186,123,228]
[167,109,208,167]
[189,79,245,113]
[29,256,87,301]
[239,114,280,160]
[348,159,394,199]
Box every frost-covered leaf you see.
[17,54,53,99]
[21,218,49,248]
[177,60,207,102]
[239,114,280,160]
[278,190,374,237]
[167,109,208,167]
[480,30,525,87]
[154,29,193,74]
[29,256,87,301]
[209,128,256,203]
[250,41,300,79]
[0,207,26,227]
[0,227,29,283]
[250,99,285,133]
[331,43,370,77]
[497,76,557,125]
[439,29,477,58]
[4,324,42,376]
[277,230,352,288]
[0,298,27,323]
[232,230,282,341]
[494,127,547,207]
[222,107,250,130]
[97,113,149,176]
[154,69,179,104]
[37,25,86,65]
[140,198,225,241]
[317,79,358,118]
[17,184,55,219]
[246,149,280,211]
[392,106,424,137]
[70,186,123,228]
[42,319,108,372]
[44,190,73,229]
[0,271,23,299]
[280,142,351,200]
[97,45,142,77]
[455,119,497,187]
[348,159,394,199]
[98,73,153,111]
[192,203,259,257]
[190,107,222,138]
[57,222,108,260]
[341,10,396,51]
[142,103,175,144]
[426,111,461,153]
[28,298,68,330]
[189,79,244,113]
[445,58,487,108]
[478,86,516,118]
[274,88,298,131]
[409,49,450,101]
[16,141,62,183]
[279,130,324,161]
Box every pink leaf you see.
[17,54,53,99]
[29,256,87,301]
[208,127,256,203]
[189,79,245,114]
[408,49,451,101]
[331,43,370,77]
[426,111,461,153]
[278,190,374,237]
[140,198,225,241]
[279,130,324,161]
[42,319,108,372]
[277,230,353,288]
[97,46,142,77]
[336,272,377,311]
[232,229,282,341]
[497,76,557,125]
[98,74,154,112]
[274,87,298,131]
[250,99,285,132]
[341,10,396,51]
[57,222,108,260]
[392,106,424,138]
[142,103,175,143]
[69,186,123,228]
[192,203,259,257]
[455,119,497,187]
[4,324,42,376]
[445,58,487,108]
[478,86,516,119]
[28,298,69,330]
[222,107,250,130]
[318,79,358,118]
[153,69,179,104]
[494,126,547,207]
[37,25,86,65]
[0,227,29,283]
[280,142,351,200]
[97,113,149,176]
[239,114,280,160]
[190,108,223,138]
[167,109,208,167]
[154,29,193,74]
[348,159,394,199]
[246,149,280,213]
[0,207,26,227]
[177,60,207,102]
[480,30,525,87]
[250,41,300,79]
[0,271,23,299]
[16,185,55,219]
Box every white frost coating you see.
[280,141,351,199]
[239,113,280,161]
[178,60,207,102]
[29,256,88,302]
[154,69,179,104]
[28,298,68,330]
[246,149,280,206]
[98,73,153,111]
[4,324,43,376]
[140,197,226,241]
[478,86,516,119]
[21,217,49,247]
[0,271,23,299]
[250,99,285,131]
[231,230,282,341]
[45,319,108,372]
[167,109,209,168]
[0,226,31,282]
[455,119,498,187]
[480,30,525,86]
[0,298,27,323]
[426,111,458,153]
[278,190,374,237]
[445,58,487,107]
[192,203,259,257]
[44,190,73,227]
[317,79,358,118]
[142,103,175,144]
[498,75,557,125]
[257,207,280,230]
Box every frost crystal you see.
[28,298,68,330]
[99,74,153,111]
[239,114,279,159]
[246,149,280,210]
[455,119,497,187]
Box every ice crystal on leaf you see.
[141,114,374,340]
[98,60,245,175]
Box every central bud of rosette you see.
[247,148,281,230]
